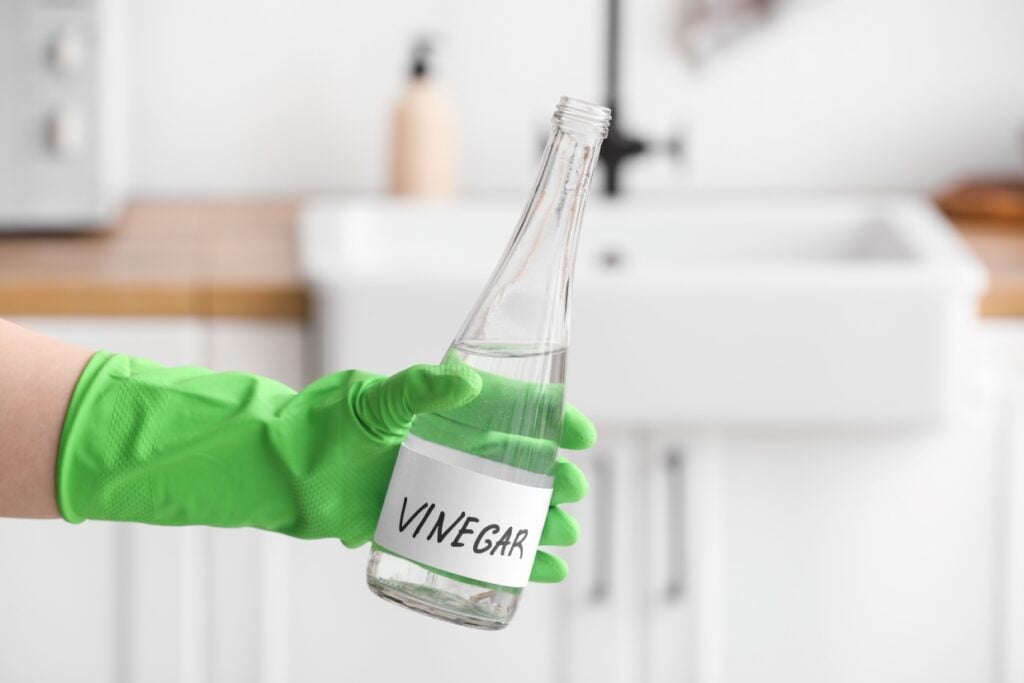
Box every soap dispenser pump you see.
[389,39,456,198]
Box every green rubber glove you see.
[57,351,594,583]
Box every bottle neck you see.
[454,121,606,350]
[517,121,604,306]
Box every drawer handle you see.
[664,448,686,603]
[590,454,613,604]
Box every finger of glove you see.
[551,457,588,505]
[530,550,568,583]
[357,364,482,438]
[539,506,580,546]
[560,403,597,450]
[340,535,366,550]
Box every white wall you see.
[123,0,1024,196]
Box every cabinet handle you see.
[664,448,686,603]
[590,454,613,604]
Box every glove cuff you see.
[56,351,302,531]
[56,350,115,523]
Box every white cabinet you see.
[3,315,1023,683]
[702,422,999,683]
[984,321,1024,683]
[556,408,1001,683]
[0,517,121,682]
[0,316,305,683]
[559,431,706,683]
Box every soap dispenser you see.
[389,39,456,198]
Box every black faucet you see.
[599,0,682,196]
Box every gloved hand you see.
[57,351,594,582]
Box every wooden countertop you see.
[956,219,1024,317]
[0,200,1022,318]
[0,201,307,317]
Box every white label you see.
[373,435,554,588]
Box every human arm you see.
[0,318,92,518]
[3,322,593,582]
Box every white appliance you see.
[0,0,124,230]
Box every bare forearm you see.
[0,319,92,518]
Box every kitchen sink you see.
[300,194,986,427]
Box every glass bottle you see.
[366,96,611,630]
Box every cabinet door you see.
[983,322,1024,682]
[708,419,998,683]
[642,435,705,683]
[0,317,207,683]
[560,430,641,683]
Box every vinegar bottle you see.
[367,96,611,629]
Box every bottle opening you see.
[552,96,612,137]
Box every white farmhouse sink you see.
[300,194,986,427]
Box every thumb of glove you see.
[355,364,483,439]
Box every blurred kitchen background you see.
[2,0,1024,681]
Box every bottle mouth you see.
[552,96,612,138]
